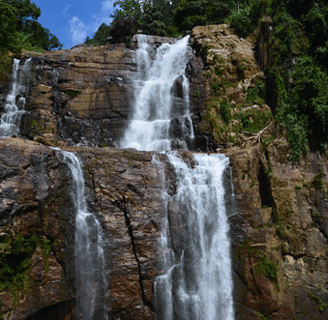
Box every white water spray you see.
[58,150,108,320]
[121,35,193,152]
[124,35,235,319]
[0,58,31,137]
[168,153,234,320]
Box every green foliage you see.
[193,89,200,99]
[0,233,54,305]
[0,1,17,49]
[220,99,231,124]
[229,5,254,38]
[139,0,167,36]
[240,108,272,133]
[66,90,81,98]
[173,0,234,31]
[255,311,268,320]
[85,23,111,46]
[22,20,62,50]
[111,0,142,23]
[311,171,326,190]
[173,0,207,31]
[0,234,36,302]
[247,81,266,105]
[226,0,270,38]
[166,26,182,38]
[0,50,13,81]
[257,254,278,283]
[0,0,62,52]
[276,223,288,240]
[276,56,328,161]
[262,136,274,147]
[308,292,327,314]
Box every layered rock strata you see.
[0,35,211,151]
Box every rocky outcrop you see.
[190,24,272,148]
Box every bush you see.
[257,255,278,283]
[229,6,254,38]
[220,99,231,124]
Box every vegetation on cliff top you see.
[0,0,62,79]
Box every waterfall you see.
[56,149,108,320]
[120,35,193,152]
[0,58,31,137]
[122,35,235,319]
[164,153,234,320]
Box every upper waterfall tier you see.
[120,35,194,152]
[7,34,211,150]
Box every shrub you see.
[257,255,278,283]
[220,99,231,124]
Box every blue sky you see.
[33,0,116,49]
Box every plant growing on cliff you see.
[311,171,326,190]
[256,254,278,284]
[220,99,231,124]
[308,292,327,313]
[0,234,37,301]
[0,234,55,301]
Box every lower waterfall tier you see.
[0,136,328,320]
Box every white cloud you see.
[63,5,71,16]
[68,1,115,46]
[102,0,115,12]
[69,16,89,44]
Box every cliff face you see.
[0,138,179,320]
[0,27,327,320]
[5,35,211,151]
[227,125,328,320]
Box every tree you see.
[140,0,167,36]
[0,1,17,49]
[85,23,111,46]
[111,0,142,24]
[2,0,41,30]
[23,20,62,50]
[2,0,62,50]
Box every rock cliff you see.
[0,35,210,151]
[0,25,327,320]
[0,138,178,319]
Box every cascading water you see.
[121,35,235,319]
[163,153,234,320]
[120,35,193,152]
[57,150,108,320]
[0,58,31,137]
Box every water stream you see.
[121,35,193,152]
[122,35,234,319]
[56,150,108,320]
[0,58,31,137]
